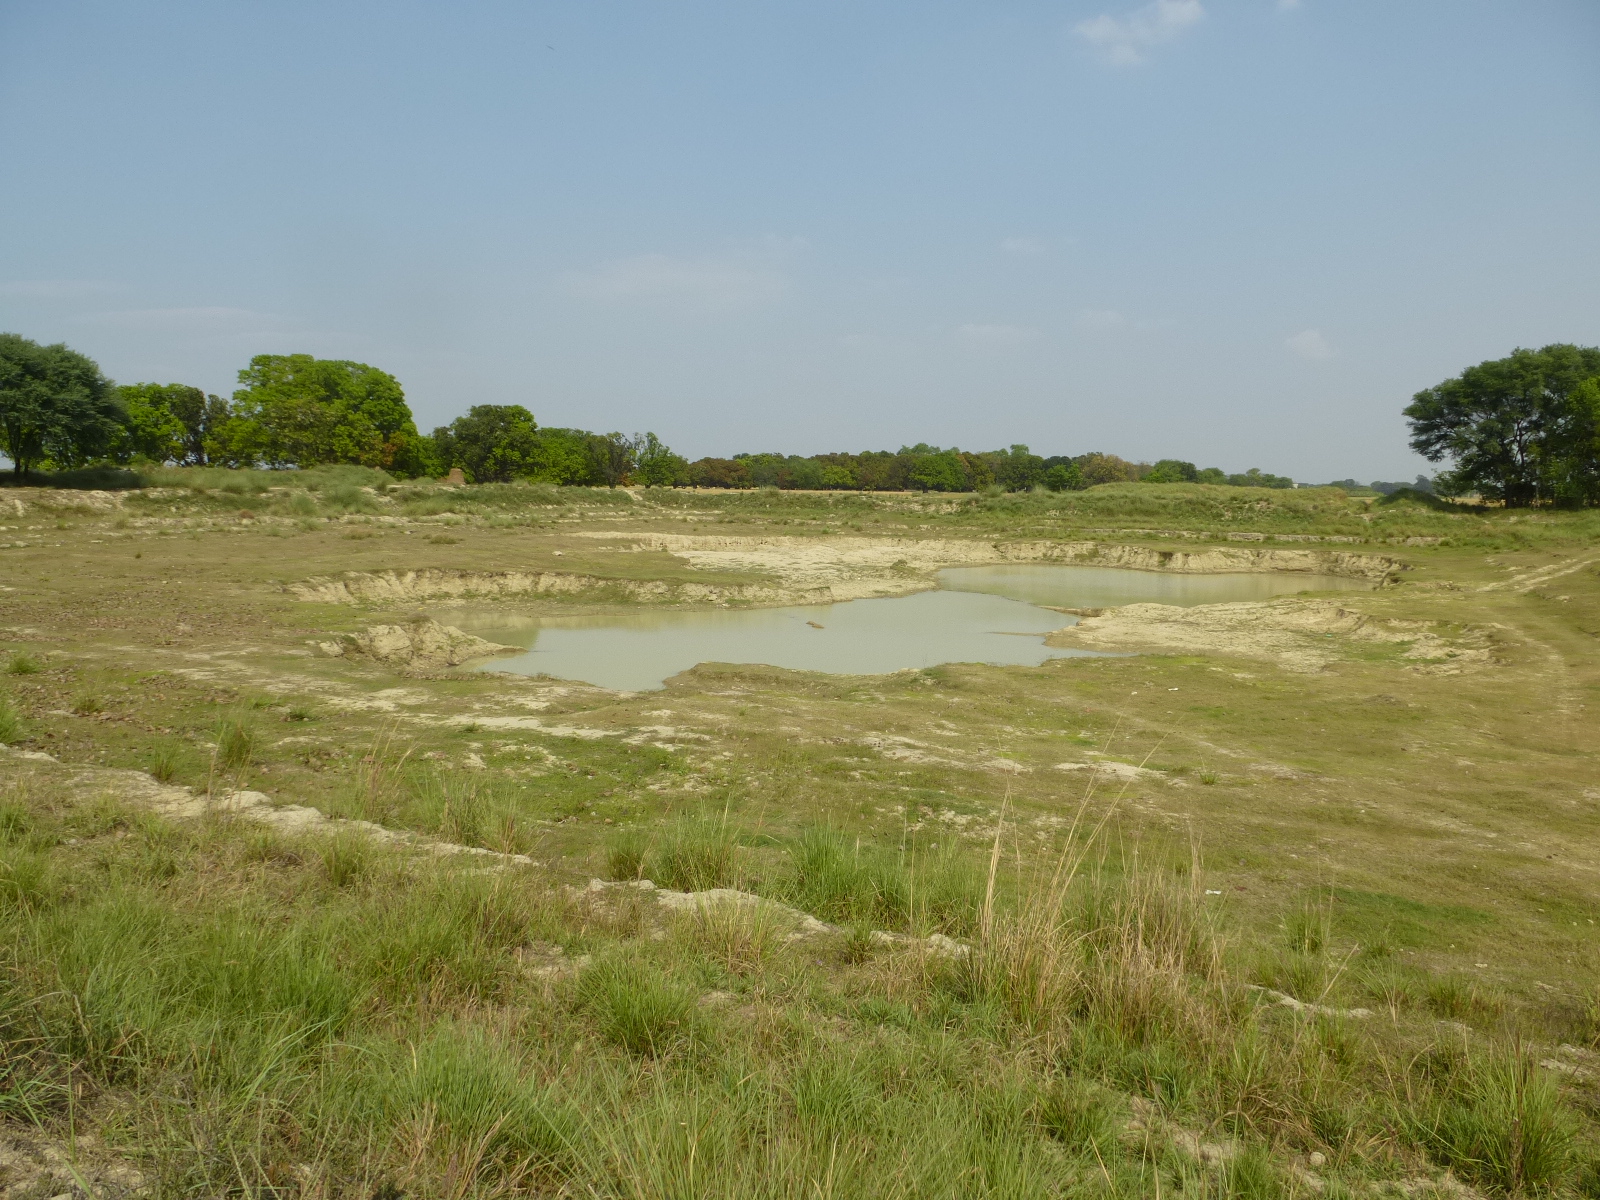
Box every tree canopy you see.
[114,383,231,466]
[0,334,122,477]
[432,405,543,483]
[218,354,430,475]
[1406,344,1600,506]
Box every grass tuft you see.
[682,896,782,976]
[1409,1043,1577,1195]
[0,696,22,744]
[649,814,740,891]
[148,743,182,784]
[578,958,696,1056]
[5,652,41,675]
[606,828,649,881]
[215,715,255,770]
[319,833,370,888]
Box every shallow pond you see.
[936,564,1372,608]
[461,564,1369,692]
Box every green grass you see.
[0,774,1592,1196]
[146,743,182,784]
[1408,1044,1578,1195]
[781,824,984,934]
[645,813,742,891]
[215,714,256,770]
[577,957,697,1056]
[0,695,22,744]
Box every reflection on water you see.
[938,564,1372,608]
[460,564,1373,692]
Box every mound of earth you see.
[1047,599,1493,674]
[315,617,519,668]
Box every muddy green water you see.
[461,564,1368,692]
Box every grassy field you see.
[1,472,1598,1198]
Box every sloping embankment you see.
[287,568,830,607]
[287,539,1400,608]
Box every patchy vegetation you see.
[1,481,1598,1197]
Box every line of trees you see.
[1,334,1306,491]
[675,447,1295,492]
[1406,344,1600,507]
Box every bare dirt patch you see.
[1048,598,1495,673]
[313,616,519,668]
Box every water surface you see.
[462,589,1093,692]
[938,564,1371,608]
[463,563,1371,691]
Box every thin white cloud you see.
[565,251,789,310]
[999,237,1046,256]
[0,279,123,299]
[85,306,286,334]
[1286,328,1334,360]
[1078,308,1127,330]
[956,323,1040,347]
[1075,0,1204,66]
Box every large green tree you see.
[629,432,689,487]
[220,354,429,474]
[114,383,230,465]
[0,334,122,478]
[532,428,606,485]
[432,404,543,483]
[1406,344,1600,507]
[1144,459,1198,483]
[1075,452,1136,486]
[588,432,636,488]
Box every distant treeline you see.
[0,340,1303,491]
[675,448,1295,492]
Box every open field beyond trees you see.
[2,474,1599,1198]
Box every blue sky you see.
[2,0,1597,481]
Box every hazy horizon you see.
[2,0,1597,481]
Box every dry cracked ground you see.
[1,481,1599,1196]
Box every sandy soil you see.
[1048,598,1496,674]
